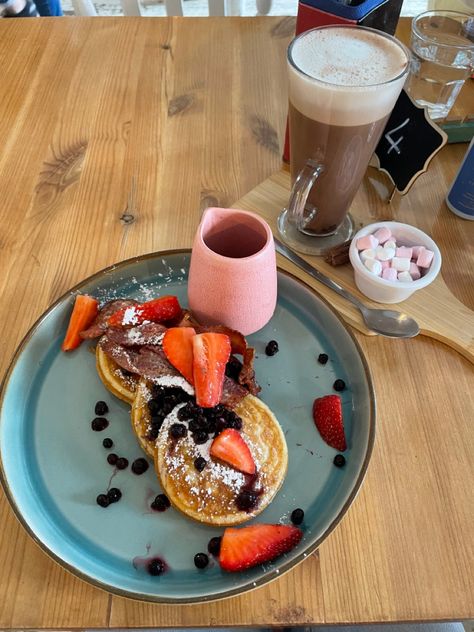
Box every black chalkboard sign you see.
[373,89,448,195]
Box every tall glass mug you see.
[278,25,410,255]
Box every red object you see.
[193,332,231,407]
[312,394,346,451]
[210,428,256,475]
[219,524,303,572]
[107,295,181,328]
[62,295,99,351]
[162,327,197,385]
[282,4,356,163]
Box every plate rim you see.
[0,248,376,604]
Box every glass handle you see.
[287,159,324,231]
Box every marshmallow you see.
[384,239,397,250]
[360,248,376,262]
[375,245,395,261]
[396,246,413,259]
[364,258,382,276]
[412,245,423,259]
[373,227,392,244]
[416,247,434,268]
[409,262,421,280]
[382,267,398,281]
[381,260,390,270]
[398,271,413,282]
[391,256,411,272]
[356,234,378,250]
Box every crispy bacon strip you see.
[80,299,138,339]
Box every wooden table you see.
[0,16,473,629]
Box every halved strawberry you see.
[219,524,303,572]
[192,332,231,407]
[162,327,196,385]
[108,295,181,328]
[62,295,99,351]
[210,428,255,475]
[312,394,346,451]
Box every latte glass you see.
[278,25,410,255]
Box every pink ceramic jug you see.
[188,207,277,335]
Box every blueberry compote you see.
[236,472,263,512]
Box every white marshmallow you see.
[364,258,382,276]
[360,248,376,262]
[398,271,413,282]
[384,239,397,250]
[391,256,411,272]
[375,245,395,261]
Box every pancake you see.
[96,345,139,404]
[154,394,288,526]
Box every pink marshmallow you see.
[409,262,421,280]
[411,246,423,260]
[382,267,398,281]
[356,234,378,251]
[396,246,413,259]
[373,227,392,244]
[381,260,390,270]
[416,247,434,268]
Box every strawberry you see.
[312,394,346,451]
[62,295,99,351]
[192,332,231,407]
[108,295,181,328]
[219,524,303,572]
[210,428,255,475]
[162,327,196,385]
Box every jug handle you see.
[287,159,324,232]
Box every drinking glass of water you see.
[406,10,474,121]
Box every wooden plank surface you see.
[0,16,472,629]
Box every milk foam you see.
[289,27,409,126]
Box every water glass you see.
[406,10,474,120]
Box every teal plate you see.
[0,250,375,603]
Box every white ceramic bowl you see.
[349,221,442,304]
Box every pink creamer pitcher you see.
[187,207,277,335]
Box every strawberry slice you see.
[219,524,303,572]
[192,332,231,407]
[312,395,347,451]
[108,295,181,328]
[62,295,99,351]
[162,327,196,385]
[210,428,255,475]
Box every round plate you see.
[0,250,375,603]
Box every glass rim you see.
[287,24,410,90]
[412,10,474,51]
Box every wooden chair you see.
[70,0,273,16]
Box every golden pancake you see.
[96,345,139,404]
[154,394,288,526]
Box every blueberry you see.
[194,553,209,569]
[317,353,329,365]
[151,494,171,512]
[147,427,159,441]
[194,457,207,472]
[107,453,118,466]
[131,458,149,475]
[107,487,122,503]
[193,431,208,445]
[265,340,279,356]
[333,454,346,468]
[333,379,346,392]
[170,423,187,440]
[236,489,259,511]
[116,457,129,470]
[207,536,222,556]
[95,401,109,415]
[96,493,110,508]
[177,403,194,421]
[102,438,113,449]
[291,508,304,525]
[91,417,109,431]
[148,558,165,576]
[226,415,243,430]
[147,398,161,415]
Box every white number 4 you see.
[385,118,410,155]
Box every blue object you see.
[0,252,375,603]
[446,138,474,220]
[300,0,389,21]
[35,0,62,15]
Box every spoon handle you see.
[274,238,363,310]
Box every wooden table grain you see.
[0,16,473,629]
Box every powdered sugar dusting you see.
[153,375,194,395]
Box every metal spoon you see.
[274,238,420,338]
